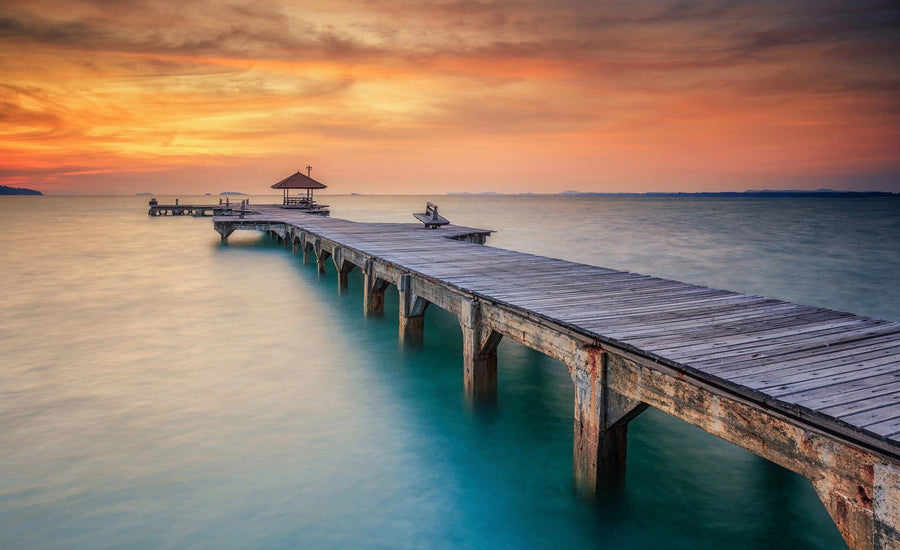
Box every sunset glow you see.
[1,1,898,194]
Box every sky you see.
[1,1,898,195]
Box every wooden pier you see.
[210,205,898,549]
[148,199,249,217]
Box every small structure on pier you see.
[413,202,450,228]
[271,166,329,216]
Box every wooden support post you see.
[603,348,898,549]
[874,462,900,550]
[363,260,388,316]
[459,299,502,404]
[298,233,310,264]
[332,247,355,290]
[214,222,234,243]
[313,239,330,275]
[808,461,900,550]
[398,274,428,346]
[571,348,647,498]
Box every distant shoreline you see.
[0,185,42,195]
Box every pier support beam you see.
[602,346,898,549]
[459,300,502,404]
[363,261,389,316]
[297,232,311,264]
[214,222,234,243]
[398,274,428,346]
[332,247,355,290]
[313,239,330,275]
[874,462,900,549]
[570,348,647,497]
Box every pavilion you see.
[271,166,329,214]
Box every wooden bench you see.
[413,202,450,228]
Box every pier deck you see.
[212,205,898,549]
[148,202,250,217]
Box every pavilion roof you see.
[271,171,328,190]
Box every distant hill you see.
[0,185,42,195]
[220,191,247,196]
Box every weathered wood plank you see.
[820,389,900,418]
[790,370,900,408]
[659,321,898,363]
[696,332,900,374]
[862,416,900,437]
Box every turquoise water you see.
[1,195,897,549]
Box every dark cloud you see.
[2,1,897,77]
[0,16,100,46]
[0,2,380,62]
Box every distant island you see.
[449,189,898,198]
[135,192,153,196]
[0,185,42,195]
[220,191,247,196]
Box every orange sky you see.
[2,1,898,194]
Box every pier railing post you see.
[459,299,502,404]
[363,259,388,316]
[398,274,428,346]
[570,348,647,498]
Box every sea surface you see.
[1,194,898,549]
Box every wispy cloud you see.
[1,0,897,192]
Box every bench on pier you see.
[413,202,450,228]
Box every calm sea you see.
[1,194,897,549]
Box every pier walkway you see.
[211,205,898,549]
[148,200,250,217]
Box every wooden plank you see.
[760,359,900,397]
[633,313,868,354]
[556,293,762,323]
[828,393,900,423]
[659,321,898,364]
[612,307,844,347]
[580,300,799,336]
[695,332,900,374]
[788,370,900,408]
[822,390,900,419]
[504,285,720,311]
[720,342,900,385]
[861,416,900,438]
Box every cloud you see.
[1,0,898,193]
